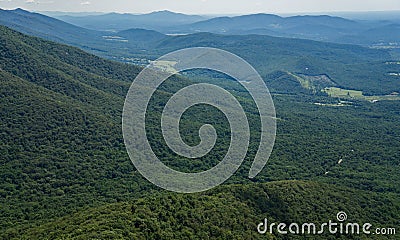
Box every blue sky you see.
[1,0,400,14]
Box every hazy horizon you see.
[1,0,400,15]
[3,7,400,21]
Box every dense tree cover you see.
[175,69,400,194]
[0,26,399,239]
[0,26,154,230]
[3,181,399,239]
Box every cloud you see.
[80,1,90,5]
[24,0,53,4]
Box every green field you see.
[324,87,400,102]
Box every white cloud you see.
[80,1,91,5]
[23,0,53,4]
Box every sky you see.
[1,0,400,15]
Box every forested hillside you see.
[0,25,399,239]
[4,181,400,239]
[0,25,153,231]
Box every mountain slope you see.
[0,25,153,230]
[0,25,223,233]
[0,8,167,59]
[4,181,399,239]
[0,9,172,60]
[0,8,103,47]
[0,25,143,111]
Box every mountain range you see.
[55,10,207,32]
[1,8,399,96]
[2,8,400,53]
[51,10,400,45]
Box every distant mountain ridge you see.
[0,8,170,59]
[0,8,100,45]
[56,10,207,31]
[49,9,400,45]
[172,13,368,42]
[2,8,400,47]
[184,13,357,31]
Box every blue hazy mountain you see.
[0,8,101,46]
[56,10,207,31]
[117,28,167,42]
[0,8,171,58]
[338,23,400,44]
[183,14,357,31]
[172,14,367,42]
[53,10,400,45]
[3,8,399,46]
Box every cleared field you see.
[324,87,400,102]
[151,60,178,73]
[324,87,363,98]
